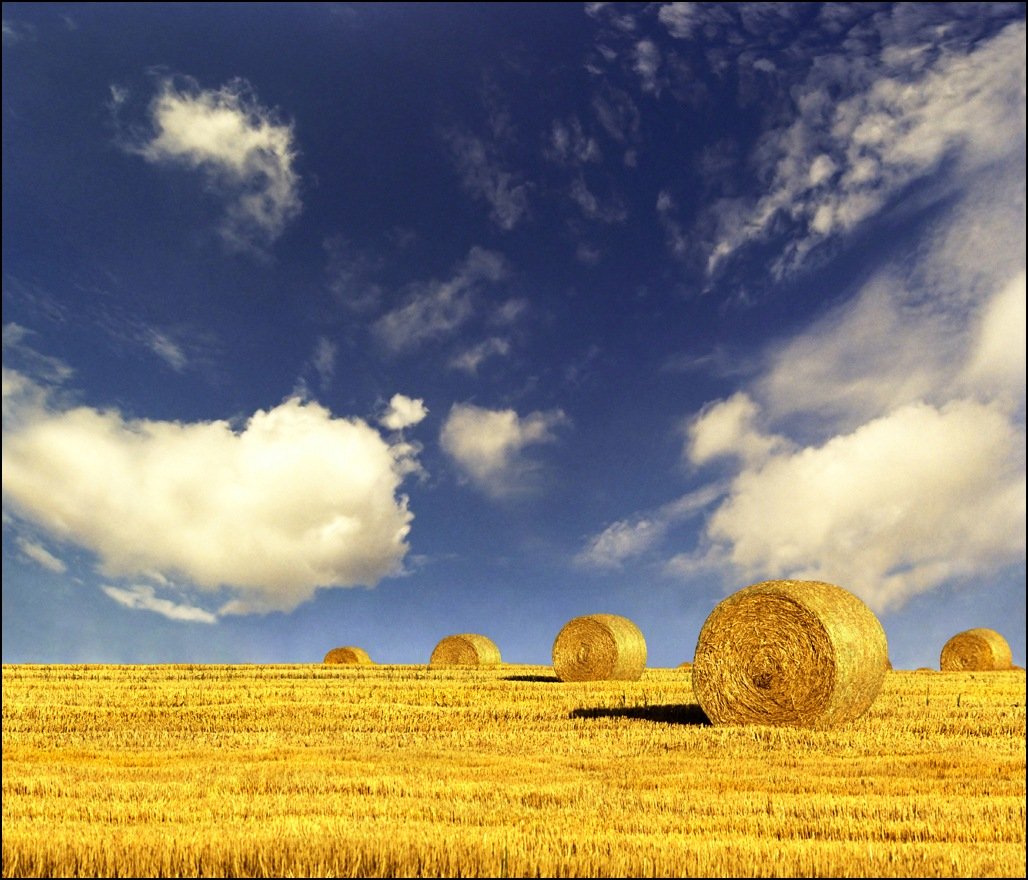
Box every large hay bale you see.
[429,633,501,666]
[939,628,1012,671]
[323,646,373,665]
[692,579,888,728]
[551,614,647,682]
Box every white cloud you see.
[686,392,790,467]
[449,337,511,375]
[144,329,188,372]
[311,337,337,387]
[963,271,1026,401]
[130,76,301,253]
[102,584,218,624]
[680,399,1025,613]
[443,129,529,230]
[439,403,567,497]
[16,536,67,573]
[2,373,420,615]
[544,118,601,166]
[703,20,1025,277]
[373,247,507,352]
[656,3,704,40]
[633,39,662,94]
[378,394,428,431]
[576,484,724,570]
[569,177,627,223]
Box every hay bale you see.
[940,628,1012,671]
[429,633,501,666]
[678,661,693,670]
[551,614,647,682]
[914,667,936,674]
[692,579,888,728]
[323,646,373,665]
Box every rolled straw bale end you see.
[692,579,888,728]
[323,646,373,665]
[552,613,647,682]
[429,633,501,666]
[940,628,1012,671]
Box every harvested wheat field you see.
[2,664,1024,878]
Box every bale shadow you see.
[570,704,711,726]
[502,674,561,683]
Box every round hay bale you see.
[429,633,501,666]
[940,628,1012,671]
[692,580,888,728]
[914,667,936,674]
[551,614,647,682]
[678,661,693,670]
[323,646,373,665]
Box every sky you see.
[2,2,1025,670]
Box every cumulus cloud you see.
[378,394,428,431]
[686,392,790,467]
[2,372,420,615]
[373,247,507,352]
[439,403,568,497]
[676,400,1025,613]
[16,536,67,573]
[128,76,301,253]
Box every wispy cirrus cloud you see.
[576,484,725,570]
[16,536,67,573]
[449,337,511,375]
[372,247,508,353]
[443,128,530,231]
[102,584,218,624]
[122,75,301,254]
[700,18,1026,278]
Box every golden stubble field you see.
[2,663,1025,878]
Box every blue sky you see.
[3,2,1025,669]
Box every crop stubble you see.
[2,664,1024,878]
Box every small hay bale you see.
[323,646,373,665]
[692,579,888,728]
[678,661,693,670]
[551,614,647,682]
[914,667,936,674]
[429,633,501,666]
[939,628,1012,671]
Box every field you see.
[2,663,1025,878]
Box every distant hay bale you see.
[692,580,888,728]
[914,667,936,674]
[429,633,501,666]
[678,661,693,670]
[323,646,373,665]
[940,628,1012,671]
[551,614,647,682]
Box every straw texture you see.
[940,628,1012,671]
[323,646,373,665]
[429,633,501,666]
[692,580,888,728]
[552,614,647,682]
